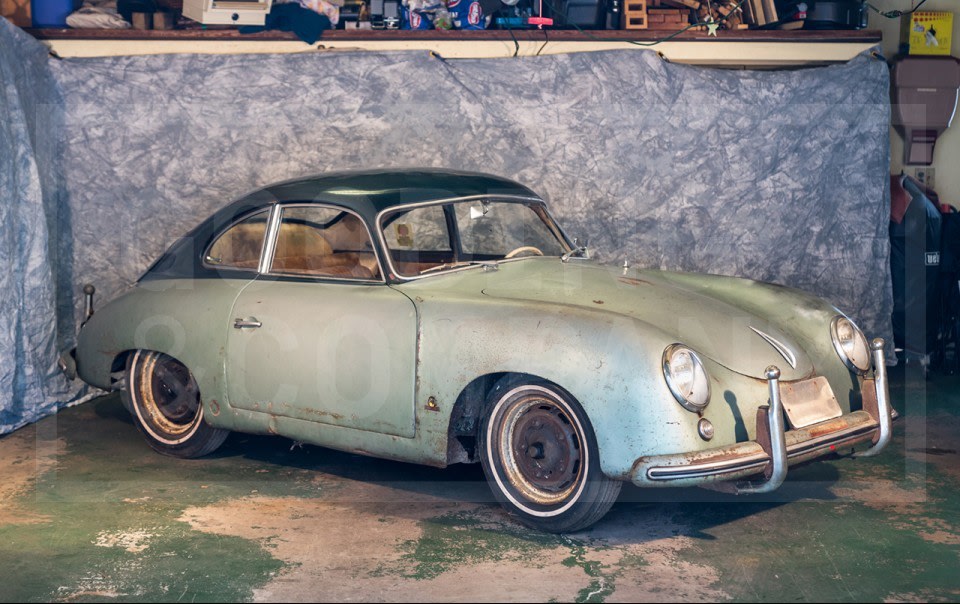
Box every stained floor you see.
[1,367,958,602]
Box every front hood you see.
[476,259,823,380]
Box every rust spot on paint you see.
[276,402,344,421]
[593,300,604,305]
[618,277,653,287]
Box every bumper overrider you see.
[630,338,893,492]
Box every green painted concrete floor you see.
[1,368,958,603]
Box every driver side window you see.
[381,205,453,275]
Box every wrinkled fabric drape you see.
[0,21,84,433]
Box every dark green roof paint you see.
[259,169,540,218]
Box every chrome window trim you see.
[536,202,577,257]
[375,194,572,282]
[259,204,281,275]
[200,207,273,273]
[262,202,387,284]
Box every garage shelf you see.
[28,27,882,66]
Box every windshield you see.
[381,199,569,278]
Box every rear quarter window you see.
[205,210,270,270]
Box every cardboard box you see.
[901,11,953,56]
[0,0,31,27]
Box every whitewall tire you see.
[123,350,229,458]
[479,379,621,533]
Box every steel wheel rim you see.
[498,395,584,506]
[138,353,202,437]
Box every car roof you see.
[141,169,544,283]
[227,169,542,221]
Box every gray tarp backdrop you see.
[0,18,892,434]
[0,21,79,433]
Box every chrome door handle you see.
[233,318,262,329]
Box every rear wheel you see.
[478,379,621,533]
[123,350,228,458]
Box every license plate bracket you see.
[779,376,843,429]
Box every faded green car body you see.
[77,258,864,481]
[76,169,887,489]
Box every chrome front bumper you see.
[630,338,893,492]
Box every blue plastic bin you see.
[31,0,78,27]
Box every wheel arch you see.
[415,298,667,475]
[75,281,236,411]
[446,371,508,465]
[445,371,582,465]
[111,348,138,380]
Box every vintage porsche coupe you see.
[74,169,893,532]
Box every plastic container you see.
[31,0,78,27]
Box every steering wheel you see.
[504,246,544,259]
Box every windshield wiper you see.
[419,260,498,275]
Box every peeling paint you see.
[94,530,155,553]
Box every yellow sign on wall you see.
[902,11,954,56]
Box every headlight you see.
[662,344,711,413]
[830,315,871,374]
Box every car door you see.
[225,204,418,438]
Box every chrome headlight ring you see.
[662,344,711,413]
[830,315,871,375]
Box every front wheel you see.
[123,350,229,458]
[478,380,621,533]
